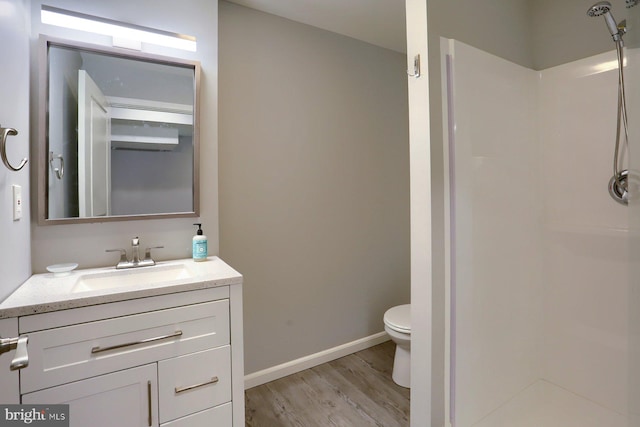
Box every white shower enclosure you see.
[443,38,632,427]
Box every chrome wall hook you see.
[407,54,421,78]
[49,151,64,179]
[0,125,28,172]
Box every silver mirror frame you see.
[37,35,201,225]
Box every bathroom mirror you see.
[37,36,200,225]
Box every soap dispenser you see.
[192,223,208,262]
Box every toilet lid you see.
[384,304,411,333]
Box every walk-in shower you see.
[588,1,630,204]
[443,2,636,426]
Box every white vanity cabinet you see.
[11,283,244,427]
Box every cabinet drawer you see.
[161,403,232,427]
[21,300,229,393]
[22,363,159,427]
[158,347,231,423]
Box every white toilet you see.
[383,304,411,388]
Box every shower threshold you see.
[471,380,626,427]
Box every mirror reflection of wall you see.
[48,46,80,219]
[46,42,196,220]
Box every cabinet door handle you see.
[91,330,182,354]
[174,376,219,394]
[147,380,152,427]
[0,335,29,371]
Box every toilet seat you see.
[383,304,411,334]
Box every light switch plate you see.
[12,185,22,221]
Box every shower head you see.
[627,0,639,8]
[587,1,623,41]
[587,0,612,16]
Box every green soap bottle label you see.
[193,240,207,259]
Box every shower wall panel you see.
[447,41,631,425]
[538,52,629,416]
[628,13,640,422]
[443,39,542,427]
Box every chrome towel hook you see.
[49,151,64,180]
[0,125,28,172]
[407,54,421,78]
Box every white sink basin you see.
[71,263,195,293]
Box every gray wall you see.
[29,0,219,271]
[0,0,31,302]
[218,1,410,374]
[110,140,194,216]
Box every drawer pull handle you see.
[147,380,152,427]
[91,330,183,354]
[174,376,219,394]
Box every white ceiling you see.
[226,0,407,53]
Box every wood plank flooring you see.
[245,341,410,427]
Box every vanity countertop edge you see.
[0,256,242,319]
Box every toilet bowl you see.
[383,304,411,388]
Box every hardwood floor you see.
[245,341,410,427]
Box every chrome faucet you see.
[131,237,141,264]
[106,237,164,269]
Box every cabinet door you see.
[0,318,19,403]
[22,363,158,427]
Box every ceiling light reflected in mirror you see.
[40,5,197,52]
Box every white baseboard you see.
[244,331,390,389]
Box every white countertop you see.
[0,256,242,319]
